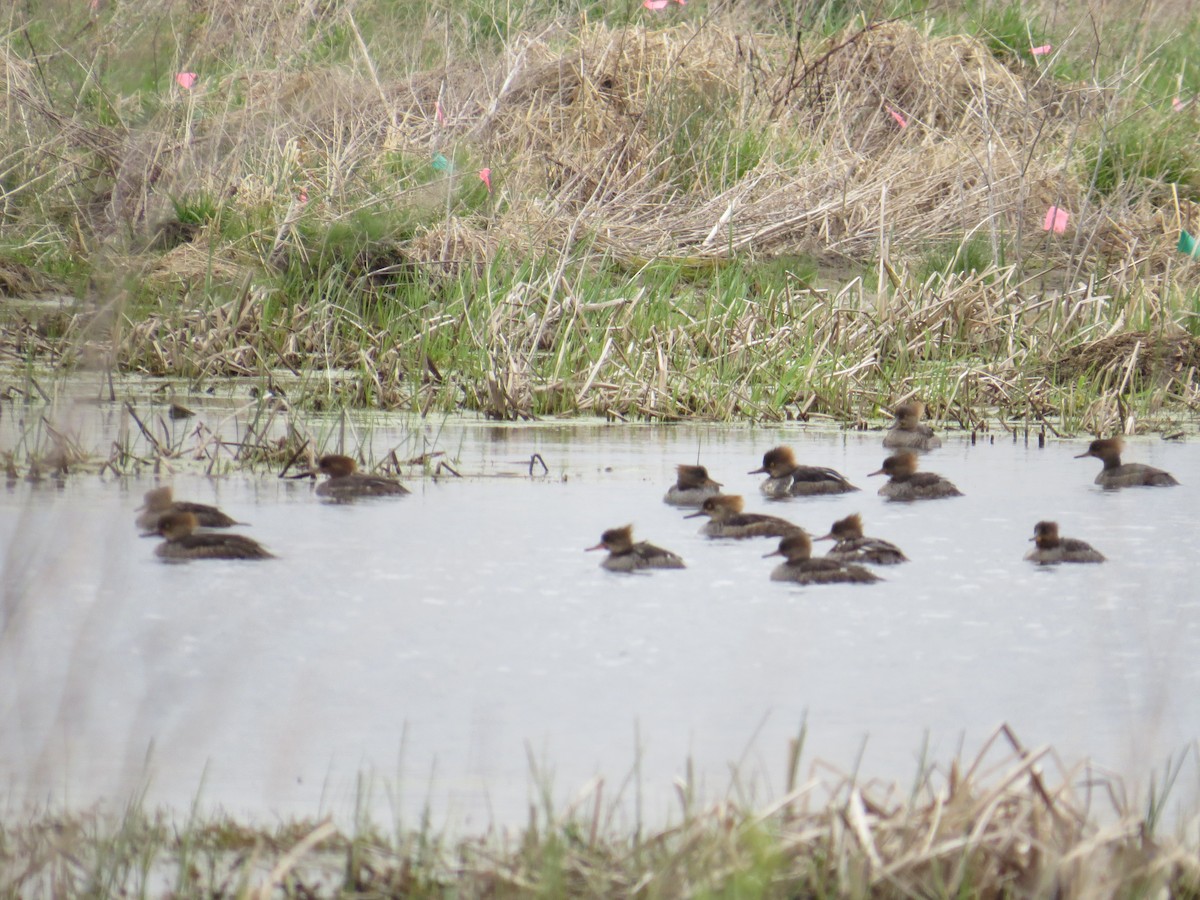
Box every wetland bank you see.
[5,0,1200,894]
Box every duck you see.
[684,494,804,539]
[883,401,941,451]
[314,454,410,499]
[586,525,684,572]
[1074,438,1178,488]
[814,513,908,565]
[663,464,723,507]
[147,511,274,560]
[764,531,881,584]
[135,486,241,532]
[869,452,962,501]
[1024,520,1105,565]
[748,446,859,498]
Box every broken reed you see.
[3,726,1199,898]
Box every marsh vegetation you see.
[4,727,1200,898]
[2,0,1200,433]
[4,0,1200,893]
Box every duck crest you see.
[587,525,685,572]
[663,464,723,507]
[748,446,859,498]
[869,452,962,501]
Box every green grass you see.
[1083,112,1200,201]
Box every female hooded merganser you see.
[748,446,859,498]
[764,531,881,584]
[869,452,962,501]
[1024,520,1105,564]
[814,513,908,565]
[135,486,241,532]
[883,401,941,451]
[684,494,804,539]
[314,455,410,499]
[663,464,723,507]
[586,525,685,572]
[147,511,274,560]
[1074,438,1178,488]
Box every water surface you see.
[1,410,1197,830]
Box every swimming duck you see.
[748,446,859,498]
[869,452,962,501]
[764,531,881,584]
[314,455,410,499]
[135,486,241,532]
[586,525,685,572]
[663,464,723,507]
[1024,520,1105,565]
[883,401,941,451]
[684,494,804,539]
[814,513,908,565]
[147,511,274,560]
[1074,438,1178,488]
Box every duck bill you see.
[683,510,708,519]
[867,468,885,477]
[813,533,835,542]
[762,549,783,559]
[585,543,605,552]
[747,466,768,475]
[1071,451,1091,459]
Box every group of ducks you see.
[585,402,1180,584]
[136,455,409,559]
[134,403,1180,578]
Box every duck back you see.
[827,536,908,565]
[771,559,881,584]
[156,533,273,560]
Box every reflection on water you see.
[1,410,1197,829]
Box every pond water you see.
[1,404,1198,832]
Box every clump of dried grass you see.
[146,240,252,290]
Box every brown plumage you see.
[868,452,962,501]
[1024,521,1105,564]
[135,486,241,532]
[149,511,274,561]
[748,446,859,498]
[586,525,684,572]
[684,494,803,539]
[315,455,410,500]
[815,514,908,565]
[882,401,941,451]
[1074,438,1178,488]
[764,532,881,584]
[663,464,723,507]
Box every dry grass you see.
[3,726,1198,897]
